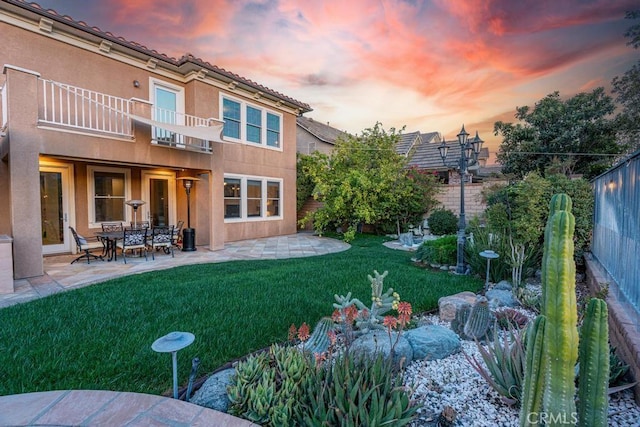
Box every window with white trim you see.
[221,95,282,149]
[87,166,131,227]
[224,175,282,220]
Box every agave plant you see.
[466,323,527,405]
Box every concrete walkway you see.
[2,232,350,309]
[0,390,257,426]
[0,233,349,426]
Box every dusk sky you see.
[34,0,639,161]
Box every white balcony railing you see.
[39,79,134,138]
[151,106,219,152]
[36,78,220,152]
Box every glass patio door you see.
[40,165,73,254]
[142,171,176,227]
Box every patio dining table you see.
[95,230,123,262]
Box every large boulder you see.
[486,288,519,309]
[438,291,477,322]
[189,368,235,412]
[492,281,513,291]
[405,325,461,360]
[350,330,413,366]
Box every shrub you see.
[415,235,457,266]
[427,209,458,236]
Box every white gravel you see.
[404,314,640,426]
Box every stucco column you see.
[209,141,224,250]
[3,65,43,278]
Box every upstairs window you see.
[221,95,282,149]
[223,98,241,139]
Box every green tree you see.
[298,123,440,240]
[495,89,621,179]
[612,10,640,153]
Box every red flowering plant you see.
[332,270,414,350]
[383,301,413,353]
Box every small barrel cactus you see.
[463,296,494,341]
[450,303,471,339]
[303,317,334,355]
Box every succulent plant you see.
[467,322,526,405]
[519,194,609,427]
[450,303,471,339]
[577,298,609,427]
[302,317,334,355]
[333,270,401,334]
[495,308,530,330]
[299,352,419,425]
[227,344,312,426]
[464,296,494,341]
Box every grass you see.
[0,234,482,396]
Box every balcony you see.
[36,78,223,152]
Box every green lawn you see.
[0,235,482,396]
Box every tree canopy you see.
[612,10,640,152]
[495,88,621,179]
[297,123,440,240]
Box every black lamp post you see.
[438,125,484,274]
[177,176,200,252]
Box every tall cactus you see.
[520,194,610,427]
[577,298,609,427]
[519,315,546,427]
[541,201,578,423]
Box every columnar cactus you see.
[520,316,546,427]
[519,194,609,427]
[541,199,578,423]
[577,298,609,427]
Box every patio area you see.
[2,232,350,309]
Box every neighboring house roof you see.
[296,116,348,145]
[3,0,312,113]
[398,132,490,172]
[397,131,421,156]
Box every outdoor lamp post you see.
[177,176,200,252]
[125,199,146,229]
[438,125,484,274]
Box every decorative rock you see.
[485,288,519,309]
[189,368,235,412]
[438,291,477,322]
[399,232,414,247]
[349,330,413,366]
[493,281,512,291]
[405,325,461,360]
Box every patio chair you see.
[101,222,123,232]
[130,220,150,230]
[147,226,174,260]
[116,228,148,264]
[69,226,104,264]
[172,220,184,249]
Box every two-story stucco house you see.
[0,0,312,280]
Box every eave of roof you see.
[2,0,312,113]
